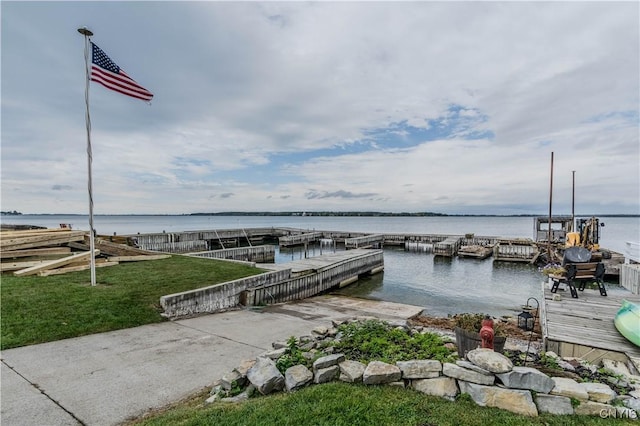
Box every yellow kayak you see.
[614,299,640,347]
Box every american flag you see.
[90,42,153,102]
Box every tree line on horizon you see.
[188,211,639,218]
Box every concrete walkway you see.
[1,296,422,426]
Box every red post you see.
[479,316,495,350]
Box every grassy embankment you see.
[130,319,637,426]
[1,255,263,350]
[131,382,636,426]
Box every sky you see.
[1,1,639,216]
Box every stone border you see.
[208,318,640,420]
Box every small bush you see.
[275,336,309,373]
[453,313,505,337]
[335,319,456,364]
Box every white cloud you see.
[1,2,638,215]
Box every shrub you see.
[275,336,310,373]
[335,319,456,364]
[453,313,506,337]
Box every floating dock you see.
[433,236,463,257]
[457,245,494,259]
[493,238,538,262]
[124,227,624,275]
[541,282,640,367]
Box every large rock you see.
[339,360,366,383]
[262,347,287,360]
[456,360,492,376]
[574,401,615,416]
[624,396,640,412]
[396,360,442,379]
[312,325,329,337]
[272,340,288,349]
[363,361,402,385]
[466,348,513,374]
[234,359,256,377]
[220,369,244,391]
[550,377,589,401]
[458,381,538,417]
[412,377,458,400]
[285,364,313,391]
[246,357,285,395]
[534,394,574,415]
[582,382,617,403]
[496,366,554,393]
[314,365,340,384]
[442,363,494,386]
[312,353,345,371]
[556,359,575,372]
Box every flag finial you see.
[77,27,93,37]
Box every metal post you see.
[571,170,576,232]
[548,152,554,262]
[78,27,96,286]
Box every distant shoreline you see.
[2,211,638,218]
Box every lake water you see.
[3,214,638,317]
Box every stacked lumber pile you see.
[1,228,170,276]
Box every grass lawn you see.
[130,382,636,426]
[1,255,263,349]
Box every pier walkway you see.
[541,282,640,367]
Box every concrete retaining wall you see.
[160,250,384,318]
[160,269,291,318]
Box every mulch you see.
[409,314,539,341]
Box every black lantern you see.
[518,297,540,331]
[518,310,535,331]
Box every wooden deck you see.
[541,281,640,365]
[259,249,382,274]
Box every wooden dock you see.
[245,249,384,305]
[493,238,538,262]
[433,236,462,257]
[278,232,323,247]
[457,245,494,259]
[345,234,384,249]
[541,282,640,366]
[190,245,275,263]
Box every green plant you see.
[275,336,308,373]
[453,313,505,337]
[335,319,456,364]
[456,392,473,403]
[540,263,566,277]
[539,352,561,370]
[227,380,245,397]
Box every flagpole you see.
[78,27,96,287]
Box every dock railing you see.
[625,241,640,264]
